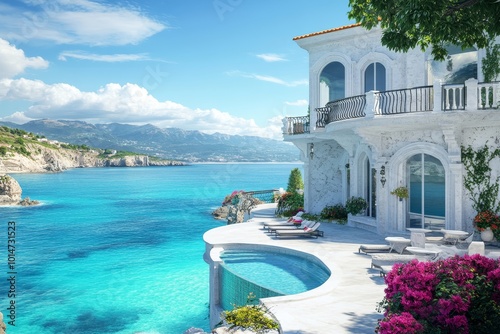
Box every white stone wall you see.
[307,141,347,214]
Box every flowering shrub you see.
[275,191,304,217]
[377,255,500,334]
[474,210,500,230]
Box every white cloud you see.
[256,53,287,62]
[0,78,285,139]
[285,99,308,107]
[0,0,166,46]
[0,39,49,79]
[58,51,151,62]
[227,70,308,87]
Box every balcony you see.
[283,79,500,135]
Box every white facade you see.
[285,24,500,235]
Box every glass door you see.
[407,154,445,229]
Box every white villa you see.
[283,23,500,235]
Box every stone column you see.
[433,80,443,112]
[465,78,478,112]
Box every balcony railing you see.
[379,86,433,115]
[478,81,500,109]
[282,115,310,135]
[283,79,500,135]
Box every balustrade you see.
[283,80,500,135]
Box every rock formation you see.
[213,193,263,224]
[0,175,22,205]
[0,174,39,206]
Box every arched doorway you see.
[406,154,446,229]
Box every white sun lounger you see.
[266,220,314,234]
[274,222,322,238]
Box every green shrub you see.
[320,204,348,223]
[345,196,367,215]
[275,192,303,216]
[286,167,304,193]
[222,293,279,333]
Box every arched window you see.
[320,62,345,105]
[364,62,386,92]
[406,154,445,229]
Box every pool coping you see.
[203,204,390,334]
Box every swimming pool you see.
[219,248,331,310]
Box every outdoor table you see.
[385,237,412,254]
[407,228,433,248]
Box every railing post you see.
[364,90,379,118]
[433,80,442,112]
[465,78,478,111]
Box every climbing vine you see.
[461,144,500,214]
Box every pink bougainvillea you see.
[377,255,500,334]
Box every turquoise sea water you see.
[0,163,300,334]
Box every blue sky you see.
[0,0,353,139]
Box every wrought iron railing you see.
[283,80,499,136]
[378,86,433,115]
[315,106,330,128]
[243,190,278,203]
[327,94,366,122]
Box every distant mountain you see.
[0,120,300,162]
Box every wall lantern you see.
[309,143,314,160]
[380,165,386,188]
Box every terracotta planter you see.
[481,227,494,242]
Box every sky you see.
[0,0,354,140]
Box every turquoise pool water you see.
[219,249,330,309]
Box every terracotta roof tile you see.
[293,22,361,41]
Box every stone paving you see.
[203,204,391,334]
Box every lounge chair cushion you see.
[359,244,392,254]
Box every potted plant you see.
[345,196,367,215]
[390,186,409,201]
[473,210,500,241]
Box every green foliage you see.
[98,150,139,159]
[461,144,500,214]
[483,39,500,82]
[0,146,7,156]
[275,192,304,217]
[348,0,500,61]
[320,204,348,223]
[345,196,367,215]
[390,186,409,199]
[286,168,304,193]
[301,213,320,221]
[222,293,279,333]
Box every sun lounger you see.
[262,212,304,228]
[266,220,314,234]
[358,244,392,254]
[370,254,417,271]
[274,222,322,238]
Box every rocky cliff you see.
[0,143,185,174]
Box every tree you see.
[286,168,304,193]
[348,0,500,61]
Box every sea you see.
[0,163,301,334]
